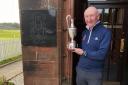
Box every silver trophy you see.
[66,15,77,49]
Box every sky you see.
[0,0,20,23]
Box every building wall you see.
[19,0,61,85]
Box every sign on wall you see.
[21,10,56,47]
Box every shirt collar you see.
[86,21,100,31]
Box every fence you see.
[0,39,22,61]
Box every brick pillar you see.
[19,0,60,85]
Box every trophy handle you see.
[66,15,72,28]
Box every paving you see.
[0,60,24,85]
[9,72,24,85]
[0,60,120,85]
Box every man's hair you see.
[84,6,100,16]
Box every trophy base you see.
[67,42,76,49]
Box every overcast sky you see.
[0,0,20,23]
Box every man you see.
[71,6,112,85]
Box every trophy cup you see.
[66,15,77,49]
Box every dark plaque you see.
[21,10,56,47]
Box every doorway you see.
[73,0,128,85]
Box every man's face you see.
[84,9,99,28]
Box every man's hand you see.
[73,48,84,55]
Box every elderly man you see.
[72,6,112,85]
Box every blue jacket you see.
[77,22,112,72]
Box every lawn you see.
[0,29,21,39]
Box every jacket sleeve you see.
[85,30,112,61]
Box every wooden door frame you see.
[60,0,74,85]
[88,1,128,8]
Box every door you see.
[88,1,128,83]
[62,0,128,85]
[73,0,128,85]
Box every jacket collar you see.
[86,21,101,31]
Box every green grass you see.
[0,81,14,85]
[0,29,21,39]
[0,55,22,65]
[0,76,15,85]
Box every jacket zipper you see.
[87,30,92,44]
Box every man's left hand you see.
[73,48,84,56]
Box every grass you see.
[0,29,21,39]
[0,55,22,66]
[0,76,15,85]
